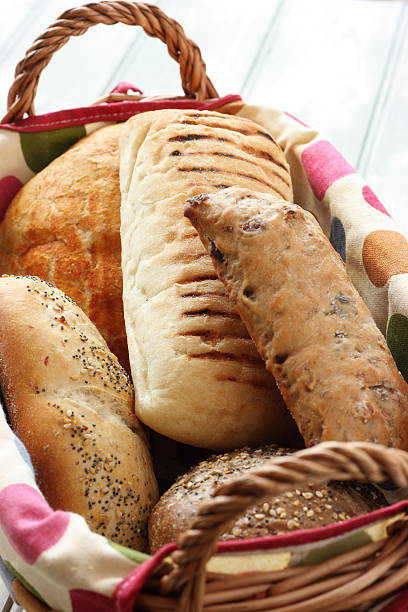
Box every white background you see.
[1,0,407,234]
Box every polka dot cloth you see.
[363,185,391,217]
[0,176,22,222]
[330,216,346,262]
[363,230,408,288]
[19,125,86,174]
[238,105,408,378]
[1,97,408,612]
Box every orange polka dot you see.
[362,230,408,287]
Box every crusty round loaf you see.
[0,275,159,551]
[0,125,129,371]
[148,445,387,553]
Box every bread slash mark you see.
[179,330,246,341]
[178,167,287,198]
[169,134,228,143]
[172,148,290,187]
[175,252,209,263]
[241,145,289,172]
[189,350,264,366]
[183,308,240,319]
[180,291,226,298]
[172,120,276,144]
[176,274,219,284]
[215,374,277,390]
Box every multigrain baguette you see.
[184,187,408,449]
[120,109,301,450]
[149,445,387,552]
[0,275,158,551]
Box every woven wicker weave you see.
[3,3,408,612]
[11,443,408,612]
[158,442,408,612]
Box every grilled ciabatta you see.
[184,187,408,449]
[120,109,300,450]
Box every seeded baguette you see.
[0,275,158,551]
[149,445,387,552]
[184,187,408,449]
[120,109,301,450]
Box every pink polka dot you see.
[362,185,391,217]
[110,81,143,95]
[0,175,23,222]
[0,483,69,564]
[301,140,356,201]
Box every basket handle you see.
[2,0,218,124]
[161,441,408,611]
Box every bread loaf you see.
[149,445,387,552]
[120,109,301,450]
[184,187,408,449]
[0,125,129,371]
[0,275,158,551]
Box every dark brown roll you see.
[148,445,387,553]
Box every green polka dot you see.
[302,530,371,566]
[20,125,86,173]
[108,540,150,563]
[387,313,408,383]
[3,559,49,606]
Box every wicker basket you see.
[10,442,408,612]
[2,3,408,612]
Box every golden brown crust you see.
[120,109,300,450]
[184,187,408,450]
[148,445,387,552]
[0,275,158,551]
[0,124,129,372]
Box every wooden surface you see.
[0,0,407,609]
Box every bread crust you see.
[0,125,129,372]
[149,445,387,552]
[0,275,158,551]
[184,187,408,449]
[120,109,300,450]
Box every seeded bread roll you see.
[0,124,129,372]
[149,445,387,552]
[0,275,159,551]
[184,187,408,449]
[120,109,301,450]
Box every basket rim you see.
[0,93,243,133]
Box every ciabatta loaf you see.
[120,109,300,450]
[184,187,408,449]
[0,275,158,551]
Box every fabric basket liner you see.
[1,91,408,612]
